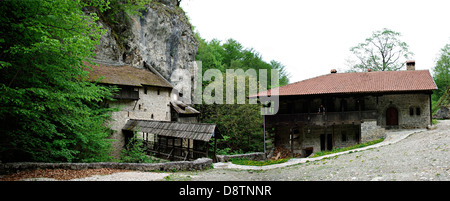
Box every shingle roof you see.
[170,101,200,115]
[122,119,219,141]
[85,62,173,88]
[251,70,437,97]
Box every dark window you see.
[410,107,414,116]
[341,133,347,142]
[144,87,147,94]
[157,89,160,95]
[416,107,421,116]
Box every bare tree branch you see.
[348,28,413,71]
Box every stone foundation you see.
[361,120,386,143]
[216,152,265,162]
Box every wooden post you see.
[187,139,190,161]
[358,99,362,120]
[324,126,328,150]
[290,128,294,158]
[263,115,266,159]
[214,137,217,162]
[157,135,160,156]
[206,141,209,158]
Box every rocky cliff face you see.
[94,0,198,86]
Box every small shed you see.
[122,119,221,161]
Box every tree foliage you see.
[120,132,154,163]
[348,28,414,72]
[195,36,290,154]
[432,44,450,102]
[0,0,119,162]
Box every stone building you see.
[252,62,437,157]
[87,61,220,160]
[87,61,173,158]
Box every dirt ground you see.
[0,168,130,181]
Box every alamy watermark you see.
[170,61,279,115]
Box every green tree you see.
[196,75,263,154]
[432,44,450,102]
[222,39,244,67]
[348,28,414,72]
[270,60,290,87]
[195,36,226,73]
[0,0,117,162]
[194,37,289,154]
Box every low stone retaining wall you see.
[361,120,386,143]
[216,152,265,162]
[0,158,212,174]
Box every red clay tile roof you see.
[85,62,172,88]
[251,70,437,97]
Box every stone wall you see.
[300,124,360,154]
[433,106,450,119]
[323,93,431,128]
[216,153,265,162]
[376,93,431,128]
[108,87,172,158]
[331,124,361,149]
[361,119,386,143]
[0,158,212,175]
[271,122,385,157]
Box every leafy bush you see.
[120,133,154,163]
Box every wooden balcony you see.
[112,89,139,100]
[265,110,378,126]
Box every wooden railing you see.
[143,141,208,161]
[265,110,378,126]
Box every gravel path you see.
[172,120,450,181]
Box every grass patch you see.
[229,158,289,166]
[311,138,385,158]
[432,119,439,125]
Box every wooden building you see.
[170,100,200,123]
[123,119,221,161]
[251,63,437,158]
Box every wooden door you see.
[320,134,333,151]
[386,107,398,126]
[327,134,333,150]
[320,134,326,151]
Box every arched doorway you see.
[386,107,398,126]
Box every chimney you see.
[330,69,337,73]
[406,60,415,71]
